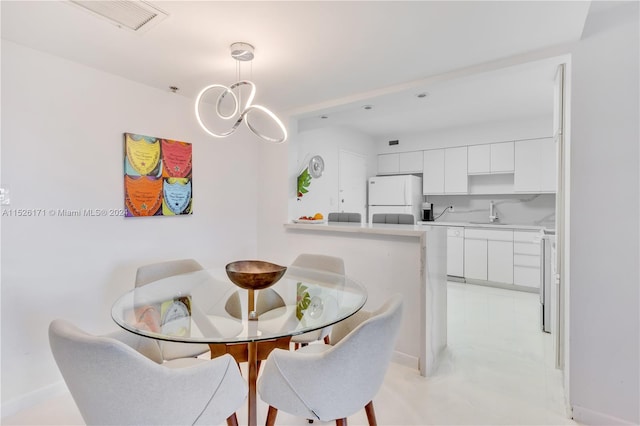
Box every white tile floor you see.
[2,282,576,425]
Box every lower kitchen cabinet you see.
[464,228,514,285]
[436,224,544,291]
[513,231,543,288]
[447,227,464,277]
[488,240,514,284]
[464,237,487,280]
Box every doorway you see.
[338,150,366,220]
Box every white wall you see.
[0,41,260,407]
[290,126,376,220]
[569,2,639,424]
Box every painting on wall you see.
[124,133,193,217]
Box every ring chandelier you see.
[195,42,288,144]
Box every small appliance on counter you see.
[422,203,434,221]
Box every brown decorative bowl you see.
[225,260,287,290]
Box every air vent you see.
[68,1,168,32]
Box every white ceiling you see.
[1,1,591,136]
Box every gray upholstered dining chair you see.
[135,258,210,360]
[371,213,415,224]
[49,319,247,426]
[327,212,362,223]
[290,253,346,348]
[257,294,403,426]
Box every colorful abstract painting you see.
[124,133,193,217]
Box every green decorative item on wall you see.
[297,168,312,199]
[296,155,324,200]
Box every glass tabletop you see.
[111,265,368,344]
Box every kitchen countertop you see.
[285,221,443,237]
[286,221,553,233]
[417,221,552,232]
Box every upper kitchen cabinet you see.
[399,151,423,173]
[490,142,515,173]
[423,149,445,194]
[468,142,514,174]
[423,147,468,194]
[514,138,557,193]
[377,153,400,175]
[444,146,468,193]
[377,151,423,175]
[467,144,490,174]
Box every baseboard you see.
[1,381,68,419]
[572,405,638,425]
[391,350,418,371]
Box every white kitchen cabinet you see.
[399,151,423,173]
[467,144,491,174]
[465,228,513,284]
[513,230,543,289]
[490,142,515,173]
[444,146,468,193]
[468,142,514,175]
[377,153,399,175]
[378,151,424,175]
[423,149,445,194]
[447,227,464,277]
[539,139,557,192]
[514,138,556,193]
[488,240,514,284]
[464,237,487,280]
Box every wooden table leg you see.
[209,337,290,426]
[248,340,258,426]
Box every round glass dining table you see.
[111,264,367,426]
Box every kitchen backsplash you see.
[426,194,555,228]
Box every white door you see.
[339,150,366,219]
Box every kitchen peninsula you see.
[284,221,447,376]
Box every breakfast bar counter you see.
[284,221,447,376]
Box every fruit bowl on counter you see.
[293,212,325,224]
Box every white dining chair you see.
[135,258,210,360]
[49,319,247,426]
[290,253,345,348]
[224,288,286,320]
[257,294,403,425]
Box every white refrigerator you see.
[367,175,423,223]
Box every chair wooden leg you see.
[266,406,278,426]
[226,413,239,426]
[335,418,347,426]
[364,401,377,426]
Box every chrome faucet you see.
[489,200,498,223]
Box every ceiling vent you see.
[68,1,168,33]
